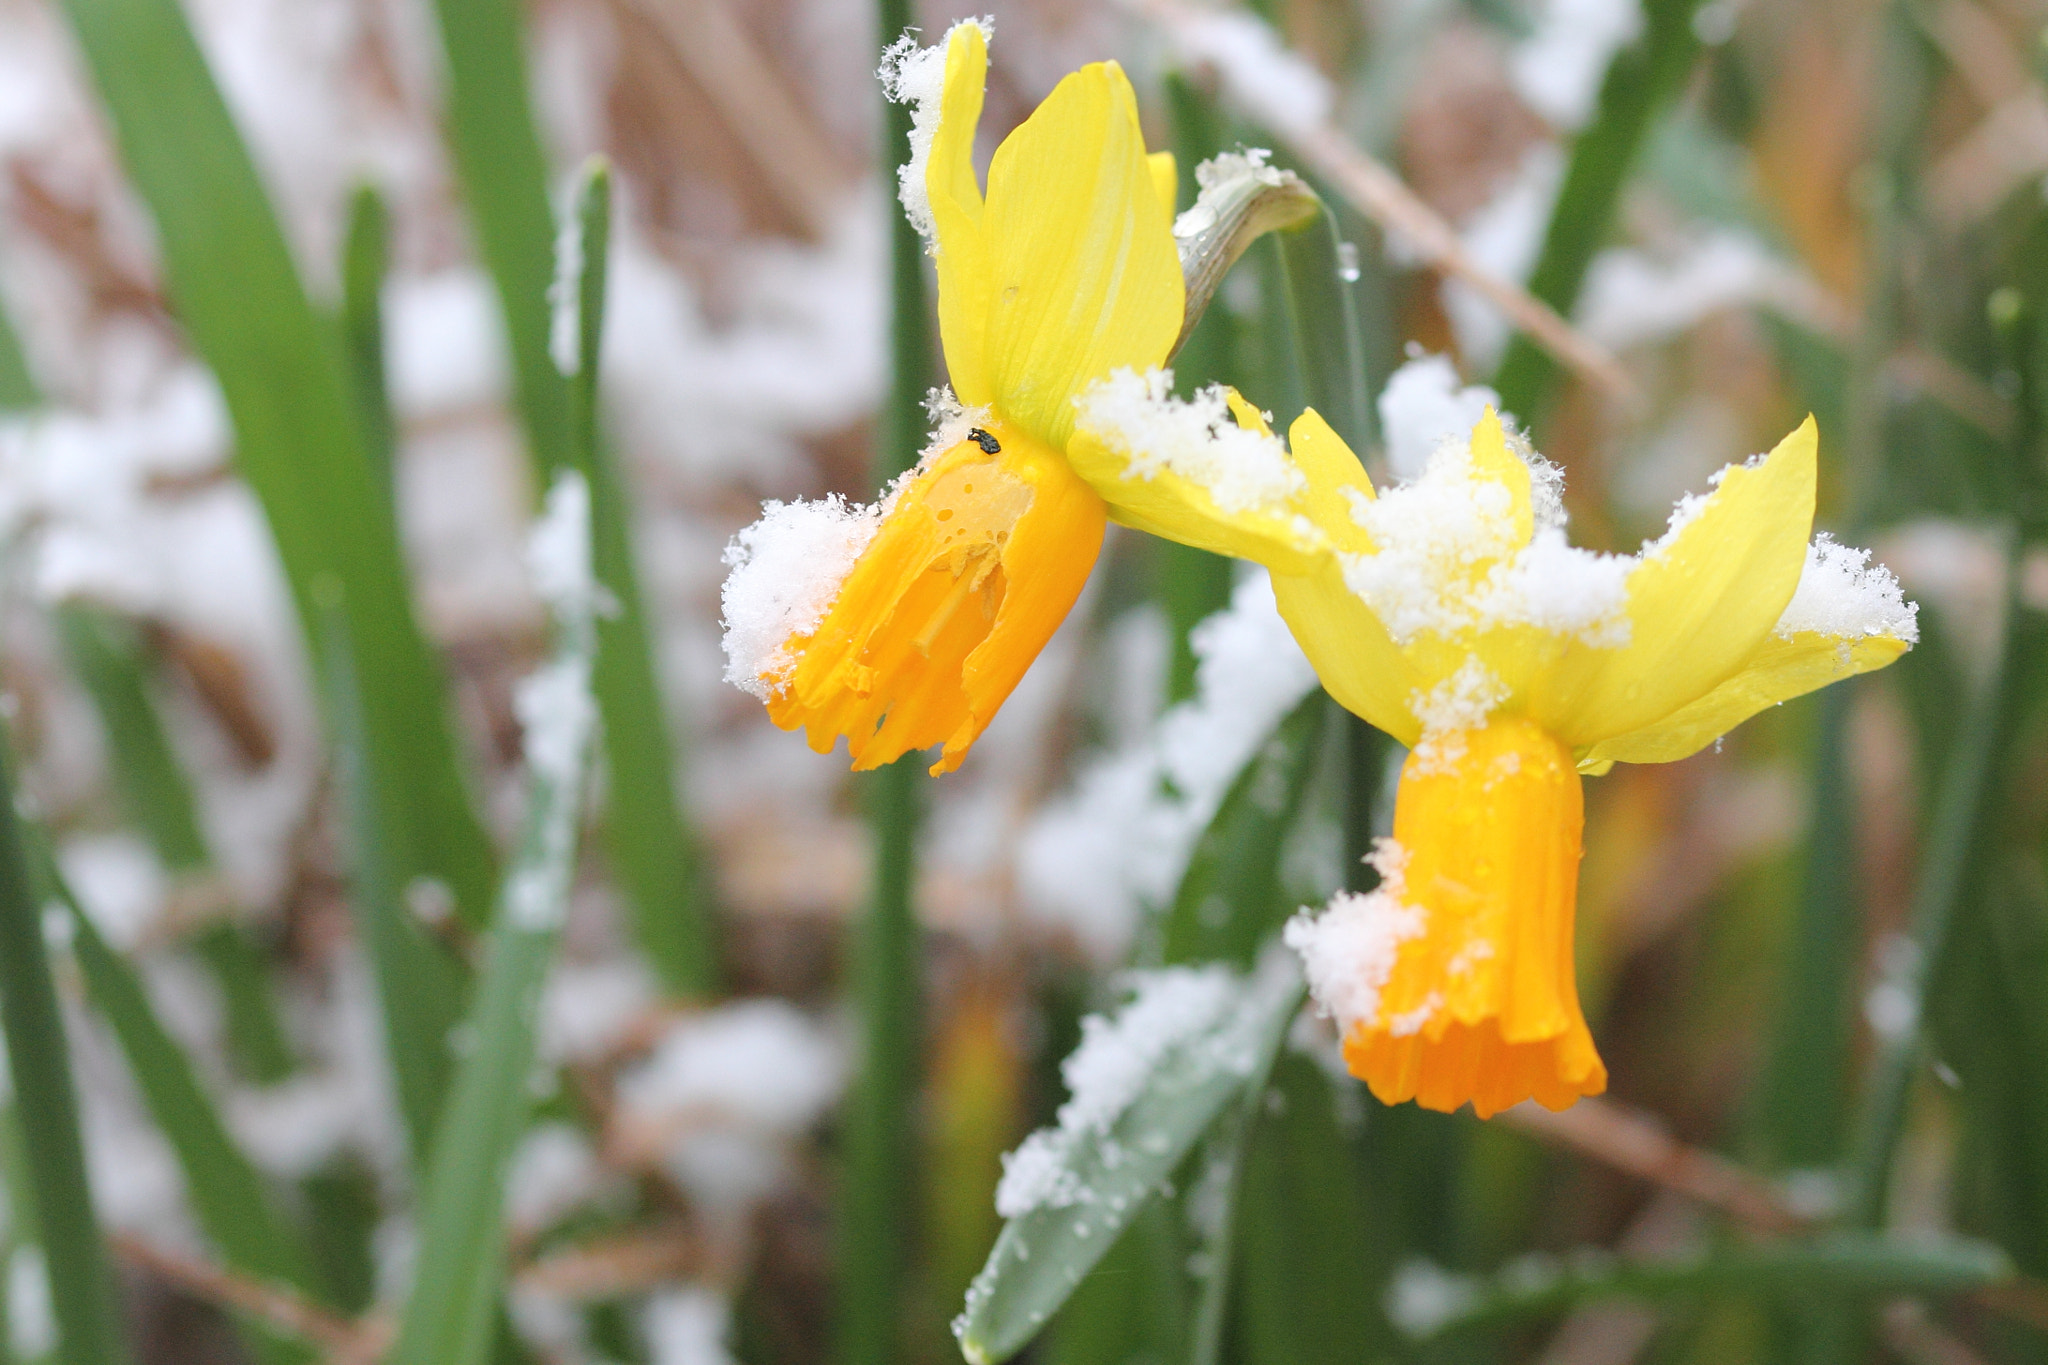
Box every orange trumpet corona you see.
[1337,718,1606,1118]
[766,420,1106,774]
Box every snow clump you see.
[993,966,1238,1218]
[1076,367,1307,517]
[1285,839,1426,1036]
[1776,533,1919,643]
[878,17,992,246]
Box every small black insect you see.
[967,427,1002,455]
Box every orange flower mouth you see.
[766,420,1106,774]
[1317,717,1607,1118]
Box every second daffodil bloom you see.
[1075,391,1917,1117]
[719,20,1184,774]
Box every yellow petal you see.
[1288,407,1375,551]
[978,61,1184,448]
[1271,559,1423,744]
[1066,425,1323,572]
[1529,418,1819,748]
[1470,408,1533,549]
[1148,150,1178,220]
[929,23,994,408]
[1578,630,1909,769]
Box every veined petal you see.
[979,62,1184,448]
[767,421,1104,775]
[1580,631,1909,771]
[929,22,993,407]
[1530,418,1818,749]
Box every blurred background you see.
[1,0,2047,1360]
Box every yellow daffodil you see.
[722,22,1183,775]
[1077,395,1917,1116]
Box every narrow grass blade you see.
[422,0,714,990]
[55,608,297,1084]
[1492,0,1706,423]
[40,855,323,1360]
[420,0,571,476]
[1158,688,1326,968]
[340,183,395,501]
[55,608,209,873]
[389,472,601,1365]
[1403,1235,2012,1341]
[1750,686,1860,1168]
[559,161,718,995]
[316,597,467,1169]
[0,288,34,410]
[1840,541,2032,1230]
[0,732,129,1365]
[839,3,933,1360]
[52,0,498,925]
[953,958,1303,1365]
[1272,192,1372,453]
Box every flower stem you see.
[837,5,932,1363]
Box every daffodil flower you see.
[720,21,1184,774]
[1076,393,1917,1116]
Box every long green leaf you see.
[1158,688,1326,968]
[422,0,711,991]
[561,164,718,995]
[388,469,601,1365]
[40,854,322,1359]
[1233,1051,1385,1363]
[0,732,128,1365]
[953,958,1304,1365]
[0,286,37,409]
[340,183,396,502]
[317,596,467,1170]
[1491,0,1707,424]
[53,0,497,925]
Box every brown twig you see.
[515,1223,707,1299]
[112,1233,387,1363]
[1499,1096,1808,1234]
[1130,0,1636,404]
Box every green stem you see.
[0,734,129,1365]
[838,6,932,1361]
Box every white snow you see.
[719,494,883,700]
[1285,839,1426,1035]
[527,468,606,624]
[877,18,992,247]
[1386,1258,1480,1337]
[1576,232,1781,350]
[1440,146,1565,370]
[57,833,164,952]
[1166,9,1334,138]
[1775,534,1919,643]
[1510,0,1644,131]
[1378,353,1502,482]
[1340,419,1630,648]
[1172,148,1289,243]
[646,1285,737,1365]
[1075,368,1307,517]
[616,1000,844,1218]
[1018,573,1318,962]
[993,966,1238,1218]
[548,197,584,378]
[7,1248,53,1360]
[506,1121,607,1234]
